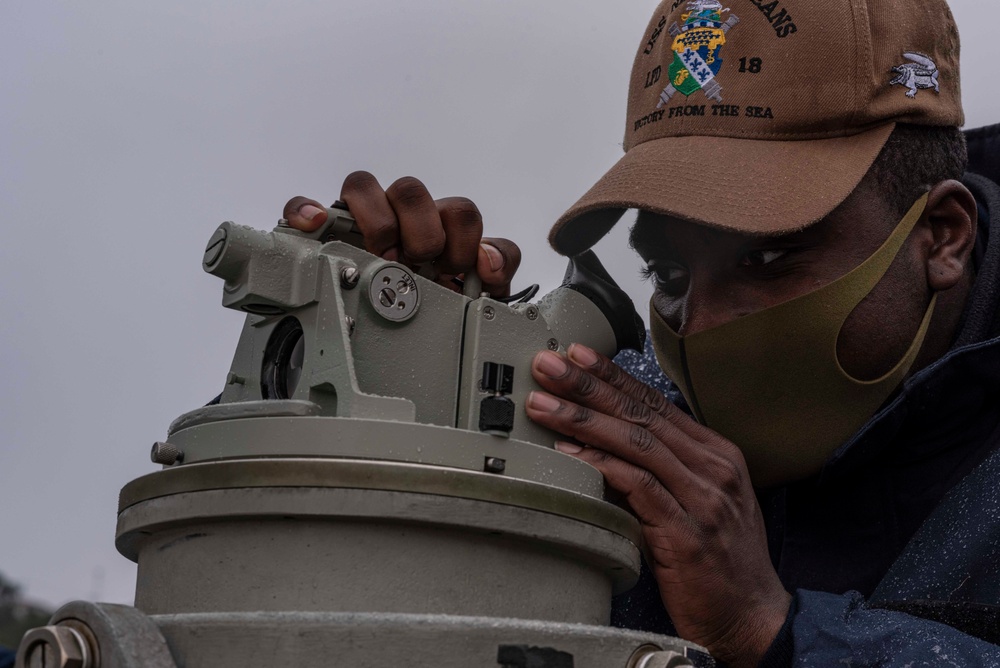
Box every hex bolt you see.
[526,306,539,321]
[345,316,357,337]
[340,266,360,289]
[150,442,184,466]
[547,338,559,351]
[202,227,228,267]
[627,645,692,668]
[16,626,91,668]
[226,372,246,386]
[484,306,496,321]
[484,457,506,474]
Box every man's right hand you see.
[282,172,521,297]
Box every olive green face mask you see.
[650,194,937,487]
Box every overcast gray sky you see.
[1,1,997,611]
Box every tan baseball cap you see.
[549,0,964,256]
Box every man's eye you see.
[642,262,689,295]
[741,249,788,267]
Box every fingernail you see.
[481,244,504,272]
[528,391,561,413]
[555,441,584,454]
[535,351,568,378]
[569,344,599,368]
[298,204,325,224]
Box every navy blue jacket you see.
[611,124,1000,666]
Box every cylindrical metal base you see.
[96,419,707,668]
[118,459,641,626]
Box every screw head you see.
[547,338,559,351]
[526,306,539,321]
[378,287,397,308]
[484,306,496,321]
[340,266,360,289]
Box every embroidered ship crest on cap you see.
[890,52,940,98]
[656,1,740,108]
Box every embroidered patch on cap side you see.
[656,1,740,108]
[890,52,940,98]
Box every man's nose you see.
[676,284,742,337]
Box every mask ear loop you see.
[835,294,938,384]
[825,194,935,384]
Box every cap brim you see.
[549,123,896,256]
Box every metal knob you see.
[202,227,228,268]
[368,265,420,322]
[150,441,183,466]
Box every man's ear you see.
[921,180,978,291]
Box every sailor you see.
[282,0,1000,664]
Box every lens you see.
[261,317,305,400]
[285,334,304,398]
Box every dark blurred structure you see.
[0,573,50,662]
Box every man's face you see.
[631,183,932,382]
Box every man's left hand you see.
[525,344,792,668]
